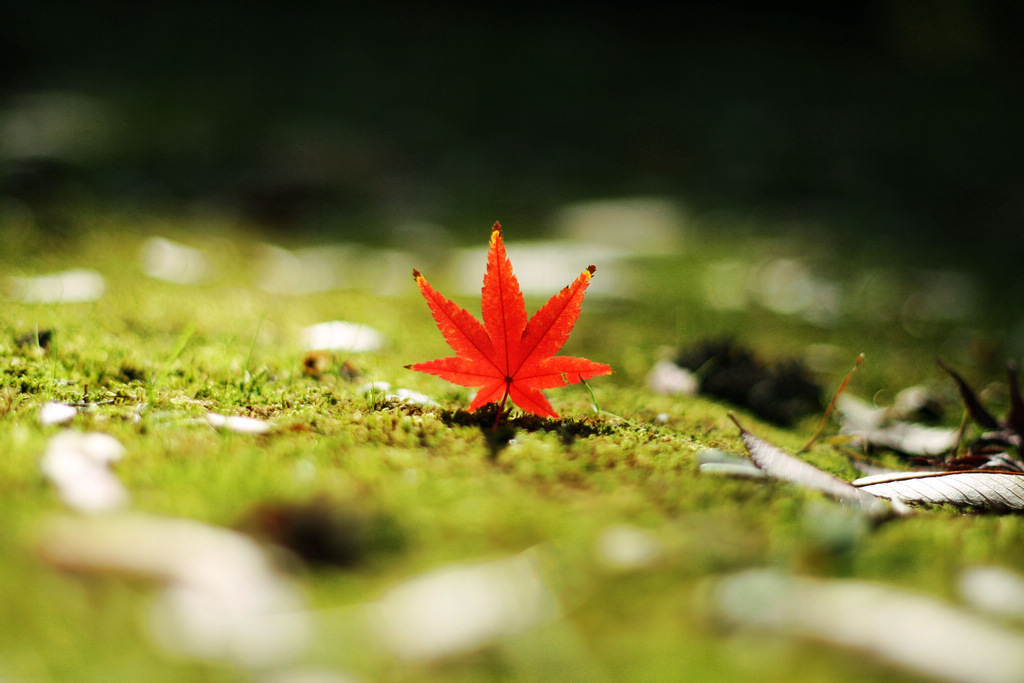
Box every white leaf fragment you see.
[596,524,663,571]
[392,388,437,406]
[47,431,126,464]
[39,514,310,668]
[9,268,105,303]
[646,360,698,396]
[370,547,559,662]
[206,413,273,434]
[838,394,957,455]
[39,431,129,513]
[960,566,1024,619]
[141,237,211,284]
[698,461,772,478]
[734,421,889,515]
[714,569,1024,683]
[853,470,1024,511]
[359,382,438,406]
[40,401,77,425]
[697,448,769,479]
[302,321,385,352]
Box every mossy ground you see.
[0,213,1018,682]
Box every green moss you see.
[0,216,1017,681]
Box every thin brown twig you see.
[799,353,864,453]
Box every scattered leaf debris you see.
[854,470,1024,511]
[729,414,892,516]
[302,350,333,378]
[939,359,1024,454]
[671,339,822,426]
[15,328,54,350]
[239,496,406,568]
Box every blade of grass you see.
[146,323,196,413]
[241,314,266,399]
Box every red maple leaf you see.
[406,222,612,422]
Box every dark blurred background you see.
[3,1,1023,259]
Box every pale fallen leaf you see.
[39,401,77,425]
[9,268,105,303]
[370,547,559,661]
[698,462,772,478]
[141,237,211,284]
[391,388,437,406]
[960,566,1024,619]
[39,431,129,514]
[46,431,125,464]
[40,454,128,513]
[302,321,385,353]
[39,513,309,668]
[595,524,663,571]
[853,470,1024,511]
[206,413,273,434]
[713,569,1024,683]
[358,382,437,406]
[646,360,698,396]
[732,417,889,515]
[838,394,957,456]
[854,421,958,456]
[891,384,944,422]
[697,448,768,479]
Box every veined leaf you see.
[406,222,612,420]
[854,470,1024,511]
[730,415,891,516]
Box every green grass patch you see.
[0,215,1018,681]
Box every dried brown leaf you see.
[938,358,1001,430]
[1006,363,1024,438]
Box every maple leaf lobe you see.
[407,223,611,419]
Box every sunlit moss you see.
[0,219,1018,682]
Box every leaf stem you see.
[580,376,600,413]
[799,352,864,453]
[494,384,510,430]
